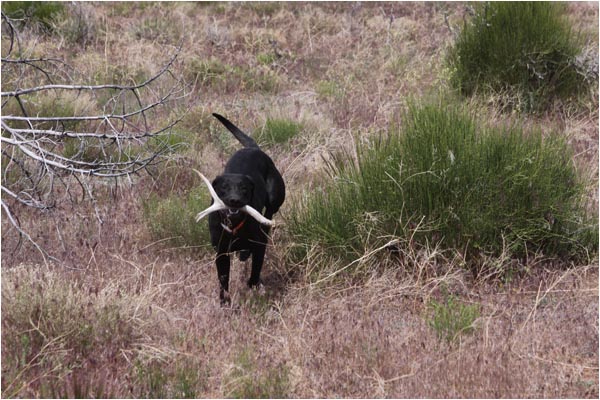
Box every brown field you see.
[1,2,598,398]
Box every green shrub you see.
[429,294,480,343]
[142,186,211,250]
[289,101,597,274]
[2,1,64,30]
[447,2,590,112]
[255,118,302,146]
[256,52,277,66]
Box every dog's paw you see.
[247,277,260,288]
[220,289,231,306]
[248,282,266,296]
[256,283,266,296]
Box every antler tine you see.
[242,205,274,226]
[193,168,227,222]
[193,169,223,204]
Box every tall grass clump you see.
[447,2,591,112]
[255,118,302,146]
[289,101,596,275]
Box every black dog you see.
[197,113,285,304]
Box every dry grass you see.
[2,2,598,398]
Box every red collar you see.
[221,217,246,235]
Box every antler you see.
[241,204,274,226]
[192,169,274,226]
[193,169,227,222]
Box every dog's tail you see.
[212,113,259,149]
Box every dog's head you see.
[212,173,254,209]
[193,169,273,226]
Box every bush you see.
[142,186,211,250]
[289,101,597,274]
[255,118,302,146]
[447,2,590,112]
[2,1,64,30]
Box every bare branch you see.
[1,199,54,266]
[1,13,190,259]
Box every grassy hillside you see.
[1,2,598,398]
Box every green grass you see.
[187,57,280,93]
[134,357,206,399]
[1,1,64,30]
[257,52,277,65]
[447,2,590,112]
[146,130,193,154]
[315,79,344,100]
[142,186,211,250]
[289,100,597,274]
[255,118,302,146]
[224,348,290,399]
[429,293,480,344]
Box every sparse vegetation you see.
[429,292,480,343]
[134,357,207,399]
[224,348,290,399]
[447,2,594,112]
[1,265,148,398]
[316,79,344,100]
[1,2,598,398]
[187,57,280,93]
[146,130,193,154]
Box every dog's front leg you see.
[215,253,231,305]
[248,245,266,288]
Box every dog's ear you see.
[243,175,255,191]
[212,175,223,189]
[211,175,227,198]
[242,175,256,199]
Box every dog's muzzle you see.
[192,169,274,226]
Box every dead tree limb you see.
[1,12,189,261]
